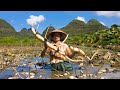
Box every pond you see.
[0,57,120,79]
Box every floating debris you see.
[100,77,105,79]
[64,73,68,76]
[54,74,60,77]
[69,76,78,79]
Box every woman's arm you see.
[65,46,76,58]
[41,48,47,58]
[41,42,50,58]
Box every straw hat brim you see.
[46,30,67,41]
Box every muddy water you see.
[0,57,120,79]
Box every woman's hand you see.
[41,42,49,58]
[70,46,85,55]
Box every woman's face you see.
[53,32,61,42]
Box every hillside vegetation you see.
[0,18,119,51]
[66,24,120,51]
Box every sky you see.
[0,11,120,34]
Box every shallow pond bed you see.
[0,57,120,79]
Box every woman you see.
[41,29,82,71]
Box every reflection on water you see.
[16,65,30,72]
[0,57,120,79]
[0,69,14,79]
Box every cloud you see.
[100,21,106,26]
[26,15,45,26]
[75,16,86,23]
[96,11,120,17]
